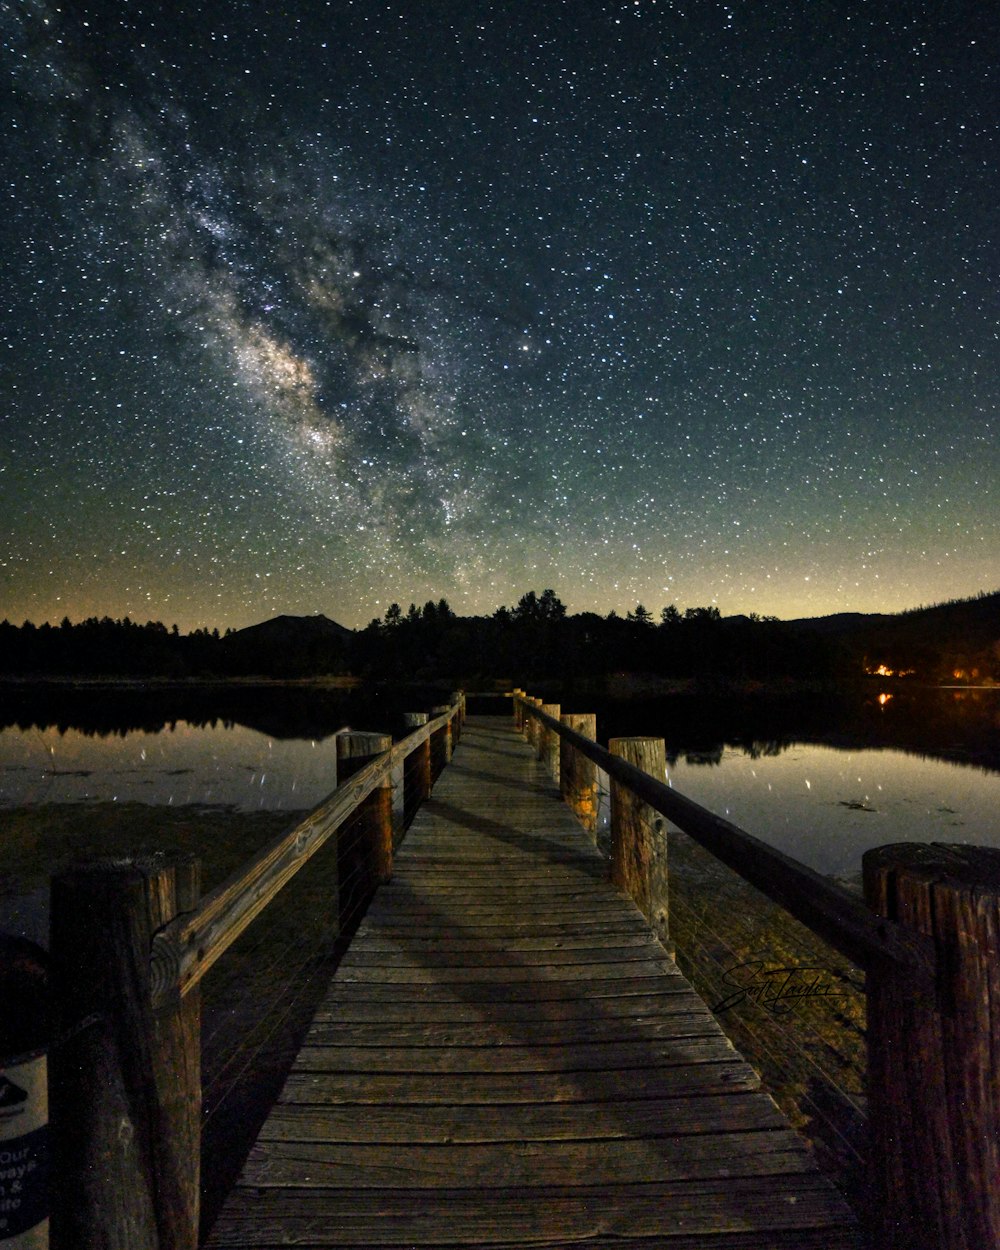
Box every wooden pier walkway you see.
[206,715,861,1248]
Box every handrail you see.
[149,702,459,1007]
[48,695,462,1250]
[515,691,1000,1248]
[514,695,936,982]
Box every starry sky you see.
[2,1,997,631]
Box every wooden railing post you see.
[430,705,452,780]
[450,691,465,741]
[863,843,1000,1250]
[512,690,524,732]
[338,732,393,894]
[560,713,598,834]
[527,697,543,751]
[49,852,202,1250]
[609,738,669,945]
[541,703,561,780]
[403,713,431,821]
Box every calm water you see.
[1,684,998,877]
[0,720,344,811]
[663,743,997,879]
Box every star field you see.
[2,1,997,630]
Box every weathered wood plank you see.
[335,941,674,968]
[257,1093,787,1142]
[292,1033,742,1073]
[308,988,708,1023]
[207,1178,863,1246]
[240,1130,825,1188]
[302,1011,720,1047]
[206,1231,860,1250]
[331,957,681,982]
[278,1062,763,1105]
[353,928,656,950]
[311,975,690,1002]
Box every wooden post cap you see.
[337,732,391,782]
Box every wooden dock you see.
[206,715,861,1248]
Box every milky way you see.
[2,1,997,629]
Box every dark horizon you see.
[5,585,999,638]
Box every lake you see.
[0,719,345,811]
[1,682,998,882]
[663,741,995,879]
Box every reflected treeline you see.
[0,683,997,776]
[589,687,1000,775]
[0,683,453,741]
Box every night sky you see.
[3,1,997,631]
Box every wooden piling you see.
[450,691,465,739]
[541,703,561,780]
[863,843,1000,1250]
[403,714,431,819]
[609,738,669,945]
[560,713,598,834]
[430,705,453,780]
[526,697,543,751]
[338,732,393,890]
[49,852,202,1250]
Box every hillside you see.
[789,592,1000,681]
[224,614,353,646]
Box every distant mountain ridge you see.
[785,590,1000,637]
[219,613,354,677]
[225,613,354,645]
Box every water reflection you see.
[665,742,999,880]
[2,683,998,875]
[593,684,1000,772]
[587,684,1000,878]
[0,721,343,810]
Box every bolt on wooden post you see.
[610,738,669,947]
[863,843,1000,1250]
[337,732,393,900]
[560,713,598,835]
[49,852,202,1250]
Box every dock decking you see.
[206,716,861,1248]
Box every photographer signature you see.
[713,960,856,1015]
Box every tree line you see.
[351,591,844,683]
[2,588,996,684]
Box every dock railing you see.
[45,694,465,1250]
[512,689,1000,1250]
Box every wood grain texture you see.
[864,843,1000,1250]
[610,736,669,942]
[204,717,859,1249]
[50,855,201,1250]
